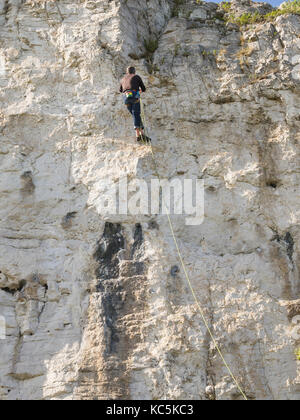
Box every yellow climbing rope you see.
[140,96,248,401]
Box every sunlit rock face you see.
[0,0,299,400]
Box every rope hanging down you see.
[140,96,248,401]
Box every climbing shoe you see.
[140,135,151,144]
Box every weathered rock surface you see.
[0,0,299,400]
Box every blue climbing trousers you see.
[126,100,144,129]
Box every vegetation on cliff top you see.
[222,0,300,26]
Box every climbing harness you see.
[124,89,140,105]
[140,96,248,401]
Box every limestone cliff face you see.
[0,0,299,400]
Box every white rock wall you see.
[0,0,299,400]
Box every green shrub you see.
[296,349,300,361]
[277,0,300,14]
[238,13,254,25]
[228,11,263,26]
[172,0,185,18]
[182,48,190,57]
[225,0,300,26]
[265,1,300,20]
[221,1,231,13]
[144,38,158,54]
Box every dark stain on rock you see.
[270,230,298,299]
[131,223,143,255]
[61,211,77,229]
[97,280,124,355]
[266,180,279,189]
[170,265,180,278]
[131,223,143,259]
[0,276,26,295]
[20,171,35,196]
[284,232,294,263]
[206,185,217,193]
[132,261,144,275]
[89,222,148,398]
[94,222,125,281]
[271,231,294,264]
[93,223,126,354]
[3,1,9,21]
[148,220,159,230]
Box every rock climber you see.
[119,66,151,143]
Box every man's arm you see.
[138,76,146,93]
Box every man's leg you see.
[127,104,138,139]
[127,103,141,140]
[126,103,133,116]
[133,102,151,143]
[132,101,144,140]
